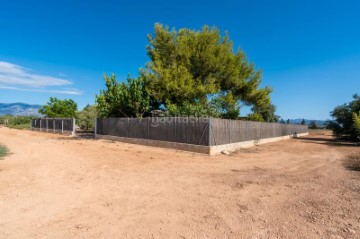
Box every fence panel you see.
[209,119,308,146]
[32,118,75,135]
[96,117,210,146]
[96,117,308,146]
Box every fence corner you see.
[71,118,76,136]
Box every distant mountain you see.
[288,119,328,127]
[0,103,42,116]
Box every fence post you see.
[40,119,42,132]
[229,119,231,144]
[94,118,97,138]
[61,120,64,135]
[72,118,76,136]
[147,117,150,139]
[208,117,212,146]
[53,120,55,133]
[174,116,177,141]
[126,117,130,137]
[187,117,189,143]
[46,119,48,132]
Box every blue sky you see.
[0,0,359,120]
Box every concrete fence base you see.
[95,134,211,154]
[209,132,308,155]
[32,127,75,136]
[95,132,309,155]
[31,118,76,136]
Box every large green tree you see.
[141,24,272,118]
[96,74,150,118]
[329,94,360,140]
[39,97,77,118]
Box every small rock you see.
[221,150,230,155]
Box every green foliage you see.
[0,144,10,158]
[247,112,265,122]
[77,105,97,130]
[287,119,290,124]
[279,119,286,124]
[250,103,279,122]
[39,97,77,118]
[301,119,306,125]
[352,112,360,139]
[0,115,34,129]
[329,94,360,140]
[96,74,150,118]
[166,99,222,118]
[309,120,317,129]
[95,24,275,119]
[142,23,272,119]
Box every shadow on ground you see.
[295,136,359,148]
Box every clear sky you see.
[0,0,359,120]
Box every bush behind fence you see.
[96,117,308,146]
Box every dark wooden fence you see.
[96,117,210,145]
[96,117,308,146]
[209,118,308,146]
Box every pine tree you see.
[142,23,272,118]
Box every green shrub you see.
[0,145,10,158]
[77,105,97,130]
[0,115,34,129]
[7,123,31,130]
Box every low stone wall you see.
[95,132,309,155]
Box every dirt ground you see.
[0,127,359,239]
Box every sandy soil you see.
[0,127,359,239]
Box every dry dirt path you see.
[0,127,359,238]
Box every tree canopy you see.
[142,24,272,119]
[96,74,150,118]
[308,120,317,129]
[249,103,279,122]
[39,97,77,118]
[77,104,97,130]
[329,94,360,140]
[97,24,276,120]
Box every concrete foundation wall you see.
[95,132,309,155]
[32,128,75,136]
[95,134,210,154]
[209,132,308,155]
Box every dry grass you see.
[344,152,360,171]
